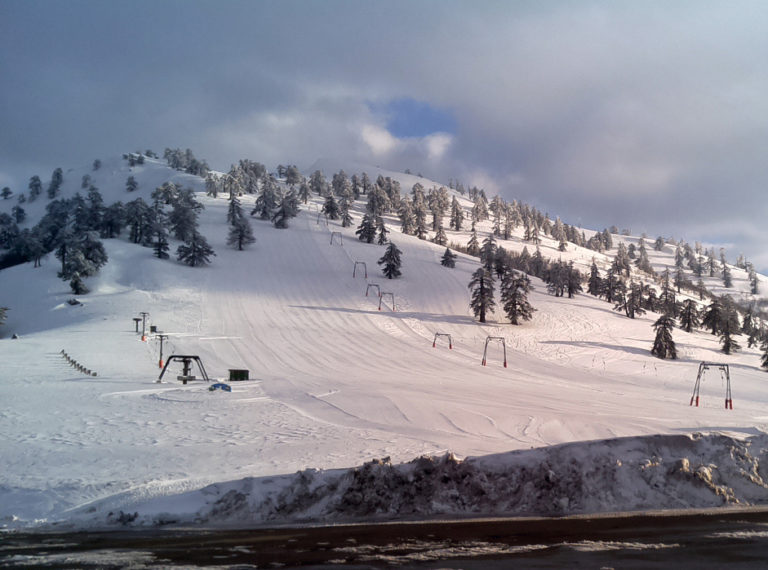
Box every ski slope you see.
[1,159,768,529]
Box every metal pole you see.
[139,312,149,341]
[157,334,169,368]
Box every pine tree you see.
[399,198,415,235]
[432,222,448,246]
[176,231,215,267]
[761,338,768,371]
[413,198,428,240]
[378,242,402,279]
[719,317,741,355]
[0,306,7,327]
[322,194,340,220]
[480,234,497,271]
[749,266,759,295]
[678,299,700,333]
[702,297,724,335]
[100,202,125,239]
[126,176,138,192]
[587,260,602,296]
[501,271,535,325]
[253,176,279,219]
[150,196,170,259]
[469,267,495,323]
[718,303,741,354]
[651,315,677,359]
[47,167,64,199]
[467,223,480,256]
[271,189,299,229]
[227,195,243,225]
[441,248,456,268]
[376,217,389,245]
[339,196,353,227]
[11,205,25,224]
[168,192,200,243]
[1,187,12,200]
[615,281,646,319]
[614,242,631,277]
[450,196,463,231]
[298,181,311,203]
[355,213,377,243]
[28,175,42,202]
[227,217,256,250]
[722,265,733,288]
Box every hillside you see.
[1,155,768,530]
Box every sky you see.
[2,0,767,269]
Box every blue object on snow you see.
[209,382,231,392]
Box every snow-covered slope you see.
[1,156,767,530]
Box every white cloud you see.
[361,124,398,156]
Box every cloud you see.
[2,0,768,270]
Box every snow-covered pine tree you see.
[501,270,535,325]
[227,217,256,250]
[651,315,677,359]
[467,223,480,256]
[613,242,631,277]
[322,193,340,220]
[413,198,428,240]
[378,242,402,279]
[749,266,759,294]
[565,262,583,298]
[702,297,724,335]
[285,165,302,188]
[204,172,219,198]
[355,213,377,243]
[376,217,389,245]
[339,195,353,227]
[298,181,311,204]
[47,168,63,199]
[722,265,733,288]
[177,230,215,267]
[28,175,42,202]
[11,205,25,224]
[587,260,602,296]
[253,176,279,220]
[678,299,700,333]
[761,338,768,371]
[271,189,299,229]
[469,267,495,323]
[398,197,415,235]
[450,196,463,231]
[125,198,153,245]
[100,202,124,239]
[718,303,741,354]
[150,195,170,259]
[480,234,497,271]
[227,195,244,225]
[126,176,138,192]
[57,231,108,292]
[441,248,456,268]
[432,222,448,246]
[614,281,646,319]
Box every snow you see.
[2,156,768,531]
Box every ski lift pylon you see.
[379,292,395,311]
[482,336,507,367]
[690,362,733,409]
[433,333,453,349]
[353,261,368,278]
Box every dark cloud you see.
[2,0,767,269]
